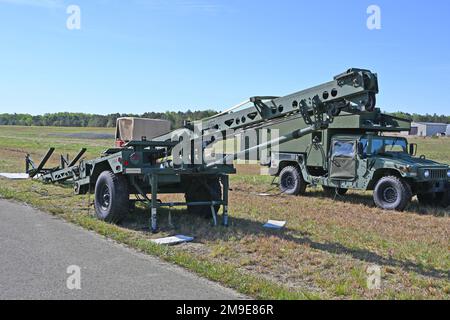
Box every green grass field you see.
[0,125,449,300]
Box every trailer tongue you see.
[26,148,86,181]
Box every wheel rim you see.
[382,186,398,203]
[100,185,111,210]
[281,172,295,190]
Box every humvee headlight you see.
[447,170,450,178]
[423,170,431,178]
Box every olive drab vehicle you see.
[267,111,450,211]
[25,68,450,233]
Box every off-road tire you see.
[94,171,129,223]
[185,177,222,219]
[279,166,307,196]
[373,176,412,211]
[323,186,348,197]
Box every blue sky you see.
[0,0,449,115]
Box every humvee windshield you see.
[360,136,408,156]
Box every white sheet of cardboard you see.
[0,173,29,180]
[263,220,286,229]
[152,235,194,246]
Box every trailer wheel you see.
[323,186,348,197]
[94,171,129,223]
[279,166,307,196]
[185,178,222,219]
[373,176,412,211]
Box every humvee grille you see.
[430,169,447,180]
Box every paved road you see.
[0,200,244,300]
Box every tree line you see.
[0,111,218,129]
[0,110,448,129]
[388,112,450,124]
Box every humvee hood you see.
[377,153,448,168]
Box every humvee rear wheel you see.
[94,171,129,223]
[323,186,348,197]
[373,176,412,211]
[279,166,307,196]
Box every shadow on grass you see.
[307,189,449,217]
[43,178,448,281]
[120,204,449,282]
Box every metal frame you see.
[26,148,86,181]
[130,174,229,233]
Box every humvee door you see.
[329,139,357,180]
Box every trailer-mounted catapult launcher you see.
[25,68,450,232]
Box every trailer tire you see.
[94,171,129,224]
[185,178,222,219]
[279,166,307,196]
[373,176,411,211]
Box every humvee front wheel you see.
[94,171,129,223]
[279,166,307,196]
[373,176,412,211]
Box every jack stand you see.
[168,207,174,229]
[222,174,229,227]
[150,207,158,234]
[210,205,218,226]
[150,174,159,234]
[223,206,229,227]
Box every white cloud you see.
[0,0,65,9]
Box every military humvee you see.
[268,109,450,211]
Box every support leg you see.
[168,206,174,229]
[210,205,218,226]
[25,154,32,174]
[222,175,229,227]
[150,174,159,233]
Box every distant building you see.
[410,122,448,137]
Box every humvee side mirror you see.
[409,143,417,156]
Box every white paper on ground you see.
[263,220,286,229]
[151,235,194,246]
[257,193,272,197]
[0,173,29,180]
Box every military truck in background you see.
[267,109,450,210]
